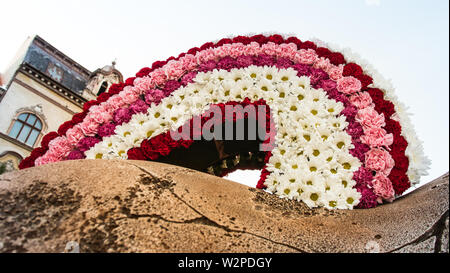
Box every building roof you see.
[22,36,91,95]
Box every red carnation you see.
[40,131,59,149]
[29,147,47,159]
[18,156,35,170]
[216,38,233,47]
[200,42,214,50]
[366,88,385,101]
[392,135,408,152]
[72,112,87,124]
[141,139,159,160]
[388,168,410,195]
[152,60,166,70]
[166,56,175,62]
[268,34,284,44]
[177,52,186,59]
[97,92,112,103]
[285,37,302,47]
[127,147,147,160]
[355,74,373,90]
[328,52,346,65]
[299,41,317,50]
[136,67,152,78]
[108,83,125,95]
[343,63,363,77]
[232,36,251,45]
[57,120,74,136]
[385,119,402,137]
[83,100,100,111]
[391,151,409,172]
[250,34,269,45]
[375,100,395,118]
[187,47,200,55]
[316,47,332,58]
[125,77,136,86]
[256,168,270,189]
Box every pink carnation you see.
[214,46,230,59]
[79,118,100,136]
[365,148,395,175]
[355,107,386,130]
[67,150,85,160]
[313,57,332,72]
[108,95,127,109]
[180,54,198,71]
[242,42,261,56]
[113,108,132,125]
[133,76,154,93]
[277,43,297,59]
[98,122,116,137]
[228,43,245,58]
[145,89,165,105]
[350,92,374,109]
[361,127,394,148]
[119,86,139,105]
[328,65,344,81]
[77,136,101,152]
[89,106,113,125]
[337,76,362,94]
[296,49,318,65]
[150,68,167,86]
[48,136,72,158]
[181,72,197,85]
[165,60,185,79]
[66,125,85,145]
[196,48,216,63]
[129,99,148,114]
[372,173,395,203]
[35,152,59,166]
[261,42,278,56]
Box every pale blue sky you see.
[0,0,448,187]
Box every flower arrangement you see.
[20,34,430,209]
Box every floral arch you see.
[19,34,430,209]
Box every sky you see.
[0,0,448,189]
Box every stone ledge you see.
[0,160,448,253]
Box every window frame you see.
[7,112,44,148]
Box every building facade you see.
[0,35,122,172]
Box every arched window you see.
[8,113,42,147]
[98,81,109,95]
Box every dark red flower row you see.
[127,98,274,163]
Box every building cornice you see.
[19,64,87,107]
[13,77,77,115]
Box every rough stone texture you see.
[0,160,448,253]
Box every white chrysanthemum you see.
[336,152,362,173]
[339,189,361,209]
[244,65,263,81]
[300,185,323,208]
[324,100,344,116]
[194,71,213,84]
[291,76,311,90]
[227,68,246,82]
[261,66,280,82]
[327,115,348,131]
[277,68,298,84]
[109,141,130,159]
[304,139,327,159]
[330,131,353,151]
